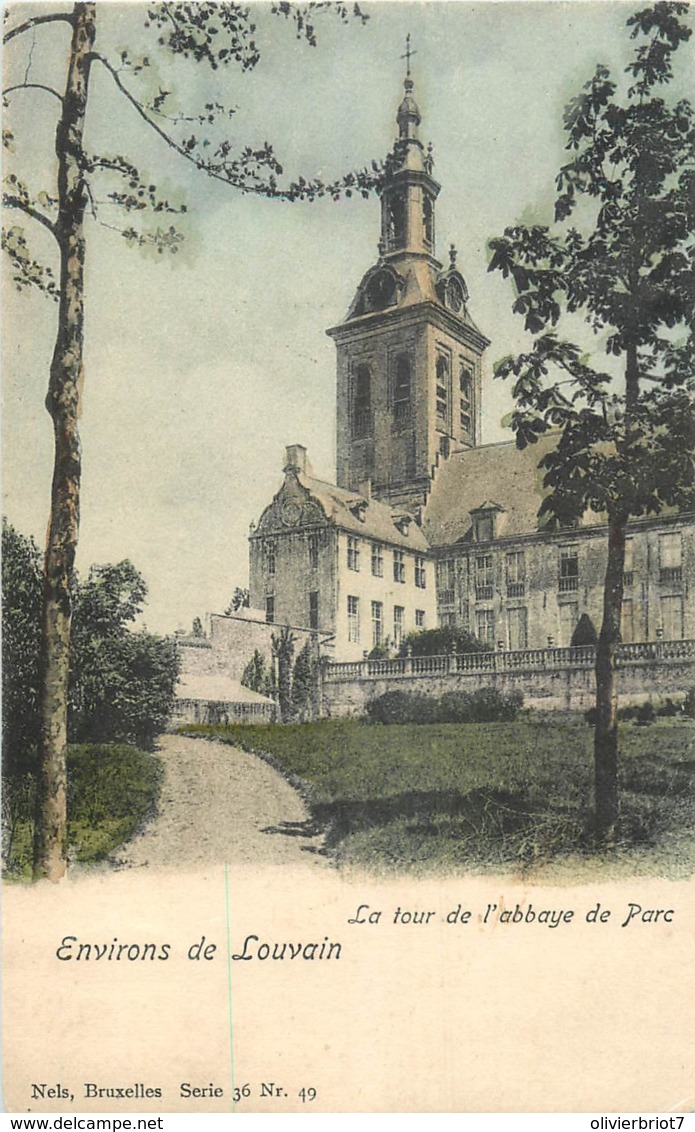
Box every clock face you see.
[280,500,302,527]
[447,278,464,312]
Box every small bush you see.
[657,698,680,718]
[366,691,438,725]
[635,702,656,726]
[684,688,695,719]
[366,687,523,726]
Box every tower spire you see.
[401,33,416,78]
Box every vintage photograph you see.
[2,0,694,1114]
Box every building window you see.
[475,554,494,601]
[308,534,319,571]
[476,609,495,648]
[393,606,404,647]
[559,602,578,645]
[392,354,411,427]
[423,195,434,246]
[506,550,525,597]
[415,556,427,589]
[559,546,579,592]
[371,543,384,577]
[371,601,384,647]
[660,594,684,639]
[347,596,360,643]
[352,364,372,440]
[623,538,634,588]
[266,541,276,576]
[437,558,456,606]
[659,532,682,583]
[474,515,494,543]
[393,548,406,583]
[347,536,360,572]
[309,590,319,630]
[415,609,425,628]
[507,606,528,651]
[459,361,472,436]
[436,355,449,422]
[265,595,275,624]
[386,193,406,249]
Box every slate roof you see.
[423,433,563,547]
[301,472,431,552]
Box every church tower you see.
[327,53,490,512]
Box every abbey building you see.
[248,74,694,662]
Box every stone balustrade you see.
[323,639,695,684]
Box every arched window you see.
[423,195,434,246]
[393,354,411,427]
[386,194,406,248]
[436,355,450,423]
[352,364,371,439]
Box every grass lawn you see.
[184,716,694,875]
[3,743,162,880]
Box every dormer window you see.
[475,515,494,543]
[350,500,367,522]
[471,502,503,543]
[394,514,411,536]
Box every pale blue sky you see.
[3,1,689,632]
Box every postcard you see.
[3,0,693,1115]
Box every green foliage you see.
[225,587,250,615]
[240,649,274,698]
[488,2,694,528]
[3,743,162,877]
[1,520,42,776]
[271,626,297,722]
[571,613,599,647]
[189,717,694,873]
[1,522,179,763]
[366,688,524,725]
[69,560,179,750]
[291,639,317,721]
[398,627,487,658]
[684,687,695,718]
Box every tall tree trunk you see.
[33,3,96,881]
[593,512,627,842]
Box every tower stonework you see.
[327,73,490,512]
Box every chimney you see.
[358,478,372,501]
[284,444,308,475]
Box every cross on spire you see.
[401,33,416,78]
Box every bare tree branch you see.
[3,12,74,44]
[3,195,58,240]
[3,82,63,105]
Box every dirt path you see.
[113,734,327,871]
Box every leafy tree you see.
[1,527,179,754]
[291,637,318,721]
[398,626,486,659]
[69,561,179,749]
[240,648,274,698]
[488,2,694,838]
[1,520,43,777]
[225,587,250,615]
[271,625,296,722]
[571,613,599,648]
[3,2,378,879]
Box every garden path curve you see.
[113,734,327,871]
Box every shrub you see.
[571,613,598,647]
[398,627,486,658]
[684,688,695,719]
[366,687,523,726]
[635,702,656,726]
[366,691,438,725]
